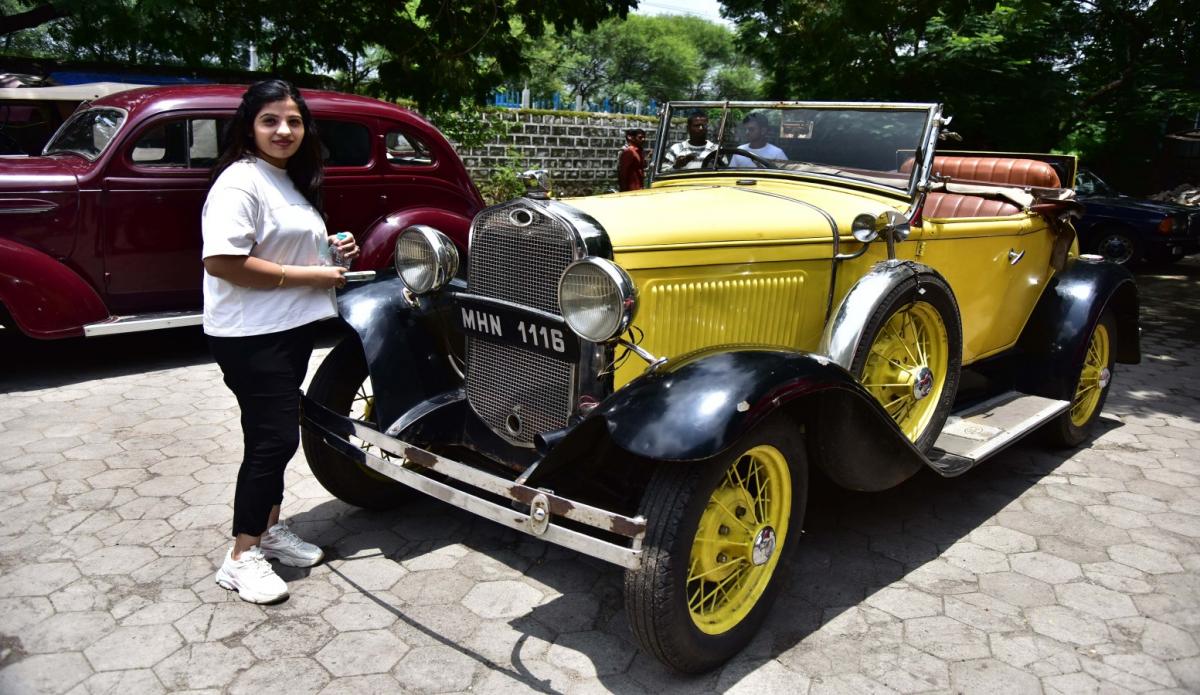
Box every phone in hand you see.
[342,270,376,282]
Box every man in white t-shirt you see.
[729,112,787,168]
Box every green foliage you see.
[722,0,1200,192]
[521,13,764,105]
[0,0,637,109]
[477,148,527,205]
[422,102,517,150]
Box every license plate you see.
[457,297,580,361]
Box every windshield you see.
[43,108,125,160]
[654,102,937,195]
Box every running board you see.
[82,311,202,337]
[928,392,1070,476]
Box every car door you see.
[101,113,228,314]
[906,209,1057,364]
[316,116,382,239]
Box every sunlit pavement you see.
[1,259,1199,694]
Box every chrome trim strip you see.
[0,206,56,214]
[303,397,645,569]
[82,311,202,337]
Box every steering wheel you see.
[701,147,780,170]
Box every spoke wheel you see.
[1046,310,1116,447]
[1094,230,1138,265]
[626,415,806,673]
[850,274,962,453]
[859,302,949,442]
[688,443,792,634]
[301,339,414,509]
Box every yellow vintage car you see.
[300,101,1140,673]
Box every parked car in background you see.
[0,84,483,339]
[300,100,1139,672]
[1074,167,1199,265]
[0,82,147,156]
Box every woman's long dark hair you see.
[211,79,324,213]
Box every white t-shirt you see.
[729,142,787,168]
[664,140,719,170]
[201,157,337,337]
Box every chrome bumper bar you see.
[301,397,645,569]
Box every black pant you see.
[209,323,315,538]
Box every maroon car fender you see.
[359,208,474,269]
[0,238,108,339]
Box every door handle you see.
[1008,249,1025,265]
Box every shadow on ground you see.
[283,433,1079,691]
[0,321,346,393]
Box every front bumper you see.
[301,396,646,569]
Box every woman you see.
[202,79,356,603]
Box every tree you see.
[522,13,764,107]
[0,0,637,108]
[721,0,1200,191]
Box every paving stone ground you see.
[1,258,1199,694]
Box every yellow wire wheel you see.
[849,275,961,453]
[1070,321,1111,427]
[859,301,949,442]
[626,414,806,674]
[1047,310,1117,447]
[687,443,792,634]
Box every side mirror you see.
[878,209,910,242]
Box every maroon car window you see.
[43,107,124,160]
[130,118,228,169]
[385,129,436,166]
[315,119,371,167]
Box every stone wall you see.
[454,109,658,199]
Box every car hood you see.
[0,155,81,192]
[563,179,906,249]
[1082,195,1197,216]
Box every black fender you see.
[532,347,928,493]
[327,274,463,430]
[1015,256,1140,400]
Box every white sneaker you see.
[215,546,288,604]
[260,522,325,568]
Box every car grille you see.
[465,203,580,445]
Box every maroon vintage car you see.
[0,84,482,339]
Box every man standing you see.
[617,128,647,191]
[663,112,718,170]
[729,112,787,167]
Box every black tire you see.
[1044,310,1117,447]
[625,414,807,673]
[1092,227,1139,265]
[301,338,414,509]
[849,274,962,453]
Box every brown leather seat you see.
[900,155,1061,187]
[921,192,1020,219]
[900,155,1059,218]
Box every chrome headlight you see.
[394,225,459,294]
[558,258,636,342]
